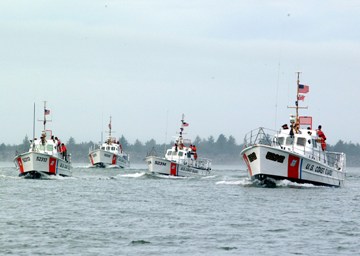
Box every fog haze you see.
[1,1,359,145]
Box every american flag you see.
[182,122,189,127]
[298,84,309,94]
[44,109,50,115]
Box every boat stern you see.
[145,156,177,176]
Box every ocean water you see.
[1,162,359,256]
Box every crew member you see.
[41,133,47,145]
[294,118,300,134]
[61,143,68,161]
[191,144,197,152]
[289,125,294,138]
[316,125,327,151]
[55,137,61,152]
[187,146,192,158]
[174,142,178,152]
[282,124,289,129]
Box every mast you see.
[296,71,301,120]
[43,101,47,131]
[108,116,112,142]
[287,72,307,121]
[180,114,186,142]
[33,103,36,141]
[38,101,51,132]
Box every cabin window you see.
[172,151,177,155]
[167,151,172,155]
[46,145,53,151]
[285,137,294,145]
[312,139,318,148]
[106,146,110,150]
[101,147,105,150]
[277,137,285,145]
[111,147,115,150]
[297,137,306,146]
[178,152,183,157]
[37,145,45,151]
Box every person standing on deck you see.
[61,143,68,161]
[317,125,327,151]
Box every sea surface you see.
[1,162,360,256]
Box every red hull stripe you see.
[90,155,94,165]
[243,154,252,176]
[17,157,24,173]
[170,162,177,176]
[288,155,300,179]
[49,157,57,174]
[112,155,117,165]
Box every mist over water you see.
[1,164,360,255]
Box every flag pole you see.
[33,102,36,141]
[287,72,307,127]
[296,71,301,121]
[109,116,112,141]
[43,101,47,131]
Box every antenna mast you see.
[43,101,47,131]
[287,72,307,120]
[108,116,112,139]
[179,114,184,143]
[38,101,51,132]
[33,103,36,140]
[296,71,300,120]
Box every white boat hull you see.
[241,145,345,187]
[145,155,210,177]
[14,152,72,177]
[89,149,130,168]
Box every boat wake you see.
[107,164,121,169]
[114,172,147,178]
[201,175,217,180]
[275,179,322,188]
[216,177,323,188]
[146,173,188,179]
[0,174,21,180]
[216,179,253,186]
[75,165,94,169]
[20,173,75,180]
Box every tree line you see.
[1,135,360,166]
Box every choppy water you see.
[1,162,360,255]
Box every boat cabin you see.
[101,143,121,154]
[100,137,121,152]
[29,130,61,157]
[274,128,325,162]
[165,146,195,162]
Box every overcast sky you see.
[1,0,359,146]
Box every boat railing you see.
[326,151,346,171]
[243,127,280,148]
[300,146,346,171]
[146,147,159,157]
[89,144,98,153]
[178,158,212,170]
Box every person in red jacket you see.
[191,144,197,152]
[61,143,68,161]
[316,125,327,151]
